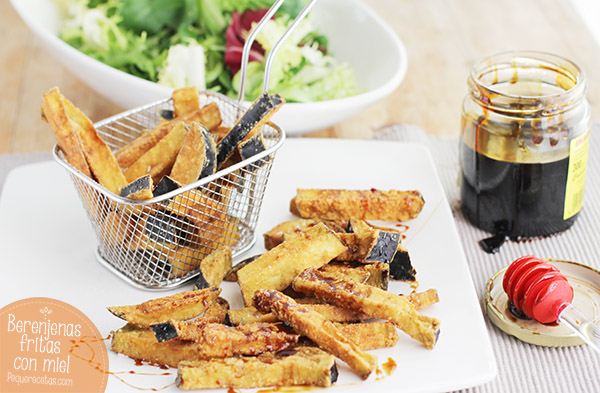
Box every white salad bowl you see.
[11,0,407,135]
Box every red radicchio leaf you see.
[225,9,271,75]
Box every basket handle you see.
[237,0,320,102]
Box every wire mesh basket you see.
[50,0,325,289]
[53,90,285,289]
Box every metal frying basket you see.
[54,91,283,290]
[52,0,319,290]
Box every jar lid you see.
[485,259,600,347]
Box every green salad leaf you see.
[196,0,228,35]
[118,0,185,35]
[220,0,306,16]
[54,0,358,102]
[231,16,357,102]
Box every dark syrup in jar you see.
[459,52,589,247]
[460,141,577,238]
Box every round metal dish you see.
[485,259,600,347]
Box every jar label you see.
[564,130,590,220]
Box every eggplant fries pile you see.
[42,86,283,200]
[108,189,441,390]
[41,86,283,277]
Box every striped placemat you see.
[374,124,600,392]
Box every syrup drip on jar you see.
[459,51,590,253]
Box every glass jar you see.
[460,51,590,239]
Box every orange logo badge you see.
[1,297,108,392]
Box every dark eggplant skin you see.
[160,109,175,120]
[119,175,153,199]
[150,322,178,342]
[144,210,192,245]
[389,247,417,281]
[153,176,182,197]
[364,231,400,263]
[198,125,217,179]
[330,362,339,384]
[216,93,284,168]
[238,132,270,172]
[193,273,211,290]
[238,133,266,160]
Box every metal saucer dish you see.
[485,259,600,347]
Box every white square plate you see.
[0,139,496,392]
